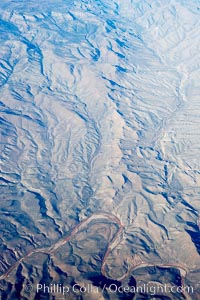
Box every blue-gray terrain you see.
[0,0,200,299]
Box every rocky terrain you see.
[0,0,200,299]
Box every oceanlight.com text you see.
[33,282,194,296]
